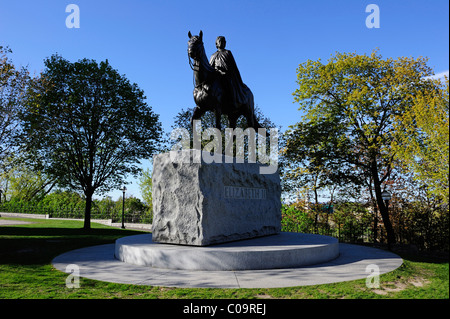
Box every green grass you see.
[0,217,448,299]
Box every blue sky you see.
[1,0,448,201]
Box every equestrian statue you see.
[187,30,264,131]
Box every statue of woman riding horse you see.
[187,30,264,131]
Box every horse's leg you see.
[246,111,255,129]
[191,106,206,128]
[244,104,256,129]
[215,108,222,131]
[228,114,237,129]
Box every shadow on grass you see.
[0,226,140,237]
[395,251,449,264]
[353,242,449,264]
[0,223,145,266]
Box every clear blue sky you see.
[1,0,448,201]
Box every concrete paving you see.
[52,241,403,288]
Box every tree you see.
[280,119,363,202]
[393,77,449,204]
[20,55,163,229]
[284,50,436,248]
[138,166,153,213]
[0,46,29,173]
[0,163,56,202]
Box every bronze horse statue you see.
[187,30,263,131]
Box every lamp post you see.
[381,190,391,207]
[120,186,127,229]
[380,189,392,246]
[381,190,391,241]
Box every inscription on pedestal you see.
[224,186,267,200]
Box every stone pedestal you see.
[151,150,281,246]
[116,233,339,270]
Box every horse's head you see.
[188,30,204,60]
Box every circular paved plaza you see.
[52,234,402,288]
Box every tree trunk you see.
[84,191,93,230]
[313,185,319,233]
[368,182,379,242]
[371,164,396,249]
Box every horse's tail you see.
[247,91,271,136]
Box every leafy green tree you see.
[284,50,436,247]
[393,77,449,203]
[331,202,372,242]
[93,196,116,218]
[281,204,315,233]
[20,55,163,229]
[114,195,149,223]
[280,120,361,203]
[0,164,56,202]
[0,46,29,173]
[138,167,153,211]
[41,190,85,211]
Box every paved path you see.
[52,242,403,288]
[0,219,34,226]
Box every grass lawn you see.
[0,217,448,300]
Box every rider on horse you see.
[209,36,249,110]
